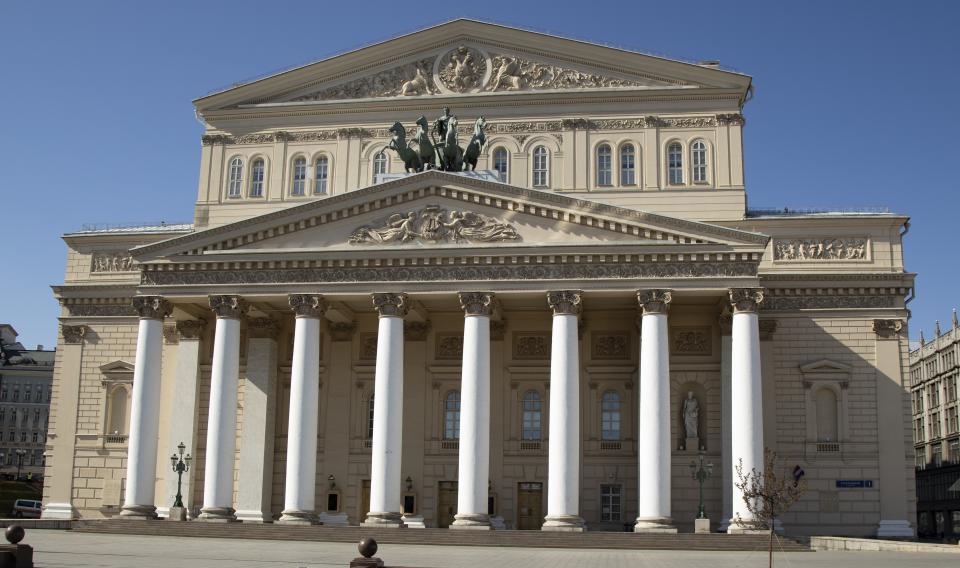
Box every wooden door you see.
[360,480,370,523]
[516,482,543,530]
[437,481,458,528]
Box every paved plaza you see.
[20,530,957,568]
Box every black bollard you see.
[349,537,384,567]
[0,525,32,568]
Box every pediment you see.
[100,360,135,380]
[196,19,750,110]
[799,359,852,374]
[133,171,768,262]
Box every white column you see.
[198,295,246,522]
[727,288,764,533]
[635,289,677,533]
[452,292,494,530]
[161,319,205,519]
[363,293,408,527]
[718,312,733,532]
[543,291,585,531]
[279,295,327,524]
[235,318,279,522]
[121,296,172,519]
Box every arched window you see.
[444,391,461,440]
[373,151,388,177]
[108,387,128,435]
[601,391,621,441]
[532,146,548,187]
[227,157,243,197]
[315,155,329,194]
[249,158,265,197]
[366,394,375,440]
[493,147,508,180]
[291,157,306,196]
[691,140,708,183]
[620,144,636,186]
[667,142,683,185]
[596,144,612,186]
[521,390,542,441]
[816,388,839,442]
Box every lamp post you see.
[14,449,25,481]
[688,451,713,519]
[169,442,192,508]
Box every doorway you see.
[437,480,458,528]
[360,479,370,523]
[517,482,543,530]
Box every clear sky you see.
[2,1,958,349]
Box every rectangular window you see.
[291,160,306,196]
[315,159,329,194]
[12,389,18,402]
[19,432,26,443]
[933,443,943,466]
[600,484,622,522]
[950,438,960,464]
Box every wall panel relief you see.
[435,333,464,360]
[671,327,712,356]
[591,333,630,360]
[512,333,550,360]
[773,238,868,261]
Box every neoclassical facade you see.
[44,20,916,537]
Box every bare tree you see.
[734,448,807,568]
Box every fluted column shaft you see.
[635,289,677,533]
[121,296,172,519]
[364,293,408,528]
[452,293,494,530]
[543,291,586,532]
[727,288,764,532]
[280,295,327,524]
[199,295,246,521]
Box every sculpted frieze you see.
[487,53,646,92]
[592,333,629,360]
[437,46,488,93]
[436,334,464,359]
[65,303,137,317]
[672,327,712,355]
[513,333,550,359]
[91,252,135,273]
[773,238,868,261]
[762,295,897,311]
[292,57,440,101]
[349,205,520,245]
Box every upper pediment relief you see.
[281,44,677,103]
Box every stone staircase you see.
[73,520,810,551]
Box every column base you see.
[197,506,238,522]
[119,504,158,520]
[450,513,491,530]
[278,509,318,525]
[633,517,677,533]
[361,511,404,528]
[41,502,77,520]
[235,509,272,523]
[876,519,914,538]
[542,515,586,532]
[725,518,766,535]
[400,514,426,528]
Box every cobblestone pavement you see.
[23,530,956,567]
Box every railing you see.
[519,441,542,451]
[816,442,841,453]
[599,441,622,451]
[104,434,128,445]
[504,440,547,457]
[440,440,460,451]
[747,206,891,218]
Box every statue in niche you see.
[683,391,700,440]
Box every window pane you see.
[692,141,707,183]
[620,145,636,185]
[315,156,329,194]
[668,143,683,184]
[533,146,548,187]
[374,152,388,176]
[228,158,243,197]
[596,144,612,186]
[601,391,621,441]
[494,148,508,180]
[444,391,461,440]
[292,158,306,195]
[522,391,542,440]
[250,159,265,197]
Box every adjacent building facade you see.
[910,313,960,539]
[43,20,916,537]
[0,324,54,480]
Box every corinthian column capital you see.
[372,293,409,317]
[459,292,496,317]
[132,296,172,320]
[288,294,327,318]
[637,289,672,315]
[208,295,247,319]
[61,324,88,344]
[728,288,764,314]
[547,290,582,316]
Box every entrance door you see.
[517,482,543,530]
[360,480,370,523]
[437,481,458,528]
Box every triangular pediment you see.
[799,359,852,374]
[133,171,767,262]
[196,19,750,111]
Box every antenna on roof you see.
[953,309,958,330]
[935,320,942,337]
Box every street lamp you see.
[169,442,192,508]
[688,451,714,519]
[14,449,25,481]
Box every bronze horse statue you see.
[386,122,422,173]
[440,116,463,171]
[413,115,437,170]
[461,116,487,171]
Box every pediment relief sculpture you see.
[349,205,520,245]
[773,238,868,261]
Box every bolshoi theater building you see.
[43,20,917,537]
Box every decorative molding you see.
[64,303,137,317]
[547,290,582,316]
[91,251,135,273]
[359,333,378,360]
[758,320,778,341]
[289,294,327,318]
[637,289,671,315]
[372,293,409,317]
[459,292,496,316]
[438,46,488,93]
[404,321,430,341]
[132,296,172,320]
[208,295,246,319]
[292,57,439,101]
[349,205,519,245]
[591,333,629,360]
[328,322,357,342]
[513,333,550,360]
[672,327,712,355]
[762,293,898,311]
[163,325,178,344]
[61,324,88,344]
[176,319,205,340]
[436,333,464,360]
[729,288,764,314]
[247,317,279,340]
[716,113,746,126]
[873,319,905,339]
[773,238,868,261]
[487,53,646,92]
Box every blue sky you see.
[2,1,957,349]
